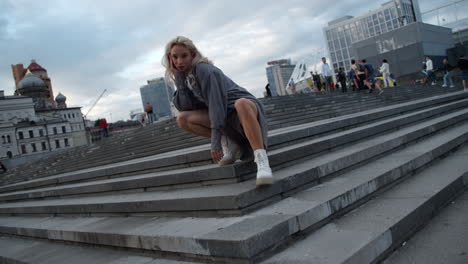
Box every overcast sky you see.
[0,0,451,121]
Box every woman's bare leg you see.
[234,98,263,151]
[176,110,211,138]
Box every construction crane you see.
[84,89,107,119]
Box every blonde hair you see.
[162,36,212,85]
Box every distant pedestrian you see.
[288,79,296,94]
[0,162,7,173]
[351,59,365,91]
[356,60,366,91]
[458,55,468,91]
[99,119,109,137]
[425,56,436,85]
[337,67,347,93]
[441,58,455,88]
[320,57,333,92]
[265,84,272,97]
[144,102,154,123]
[379,59,391,87]
[313,72,322,91]
[363,59,383,94]
[348,67,357,91]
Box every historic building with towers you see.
[0,60,88,167]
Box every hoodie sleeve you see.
[195,64,228,150]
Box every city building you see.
[0,60,89,167]
[323,0,422,72]
[0,92,85,166]
[139,77,174,121]
[265,59,295,96]
[352,22,454,78]
[11,60,55,107]
[420,0,468,61]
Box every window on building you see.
[1,136,5,144]
[68,114,71,119]
[18,131,24,139]
[64,114,67,119]
[39,129,44,137]
[72,113,75,118]
[7,135,11,143]
[32,143,37,152]
[21,145,27,154]
[29,130,34,138]
[64,138,69,147]
[41,142,47,151]
[53,127,57,135]
[55,139,60,148]
[333,39,340,49]
[62,126,66,133]
[7,151,12,159]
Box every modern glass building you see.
[323,0,422,72]
[140,78,174,121]
[265,59,295,96]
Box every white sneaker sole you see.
[256,176,273,186]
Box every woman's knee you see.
[234,98,254,114]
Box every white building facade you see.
[0,92,87,163]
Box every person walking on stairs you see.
[163,36,273,186]
[442,58,455,88]
[458,55,468,91]
[425,56,436,85]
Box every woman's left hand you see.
[211,149,223,163]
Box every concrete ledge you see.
[0,235,196,264]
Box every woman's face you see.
[170,44,194,73]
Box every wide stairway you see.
[0,84,460,185]
[0,86,468,263]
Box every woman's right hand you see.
[211,149,223,163]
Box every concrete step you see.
[382,190,468,264]
[0,235,197,264]
[0,108,467,216]
[0,122,466,262]
[261,143,468,264]
[1,94,467,197]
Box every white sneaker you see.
[254,149,273,186]
[450,85,455,88]
[442,85,447,88]
[431,82,436,86]
[219,136,240,166]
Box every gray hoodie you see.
[174,63,268,153]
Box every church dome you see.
[17,71,47,91]
[55,92,67,103]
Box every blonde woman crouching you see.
[162,36,273,186]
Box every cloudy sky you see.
[0,0,452,121]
